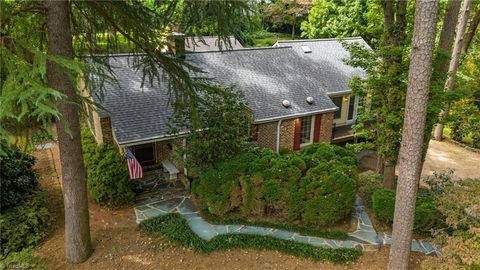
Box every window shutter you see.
[313,114,322,143]
[293,118,302,150]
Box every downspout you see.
[182,138,188,177]
[276,119,283,153]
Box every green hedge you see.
[201,210,349,240]
[81,129,134,208]
[0,143,38,211]
[0,248,47,270]
[372,188,444,233]
[357,172,384,208]
[140,213,361,264]
[0,192,51,256]
[192,144,358,226]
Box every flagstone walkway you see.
[134,195,441,256]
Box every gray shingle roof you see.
[93,56,179,144]
[275,37,368,93]
[93,37,367,145]
[187,47,338,122]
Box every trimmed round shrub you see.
[357,172,384,208]
[0,143,38,211]
[414,196,444,233]
[372,188,444,233]
[302,163,357,226]
[0,192,51,255]
[372,188,396,223]
[194,143,358,226]
[81,130,135,208]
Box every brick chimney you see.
[167,32,185,58]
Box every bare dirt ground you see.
[32,139,480,269]
[422,140,480,179]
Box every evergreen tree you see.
[1,0,250,263]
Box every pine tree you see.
[388,0,440,268]
[1,0,251,263]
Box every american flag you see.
[126,148,143,179]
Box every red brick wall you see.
[255,113,334,151]
[255,119,296,151]
[318,113,333,143]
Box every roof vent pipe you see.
[306,96,314,104]
[282,100,291,108]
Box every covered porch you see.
[125,138,190,205]
[332,123,355,143]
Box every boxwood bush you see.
[81,129,134,208]
[0,143,51,256]
[0,142,38,210]
[0,193,51,256]
[193,144,358,226]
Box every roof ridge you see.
[184,46,293,54]
[276,37,363,43]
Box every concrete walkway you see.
[134,195,441,256]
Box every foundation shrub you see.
[193,144,358,226]
[372,188,444,233]
[81,129,134,208]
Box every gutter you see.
[254,108,337,124]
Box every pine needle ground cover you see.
[140,213,361,264]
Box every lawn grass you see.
[443,126,474,145]
[140,213,362,264]
[249,31,295,47]
[201,210,350,240]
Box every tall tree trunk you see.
[434,0,473,141]
[437,0,462,73]
[388,0,440,269]
[45,0,93,263]
[463,9,480,53]
[383,163,396,189]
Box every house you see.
[84,36,367,175]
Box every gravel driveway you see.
[422,140,480,179]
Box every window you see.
[132,143,156,165]
[85,106,96,136]
[348,96,355,120]
[332,96,343,119]
[300,115,314,145]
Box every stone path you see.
[134,195,441,256]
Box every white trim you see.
[346,94,359,125]
[120,131,189,146]
[328,90,352,97]
[255,108,337,124]
[274,37,364,45]
[299,115,315,148]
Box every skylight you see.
[301,46,312,53]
